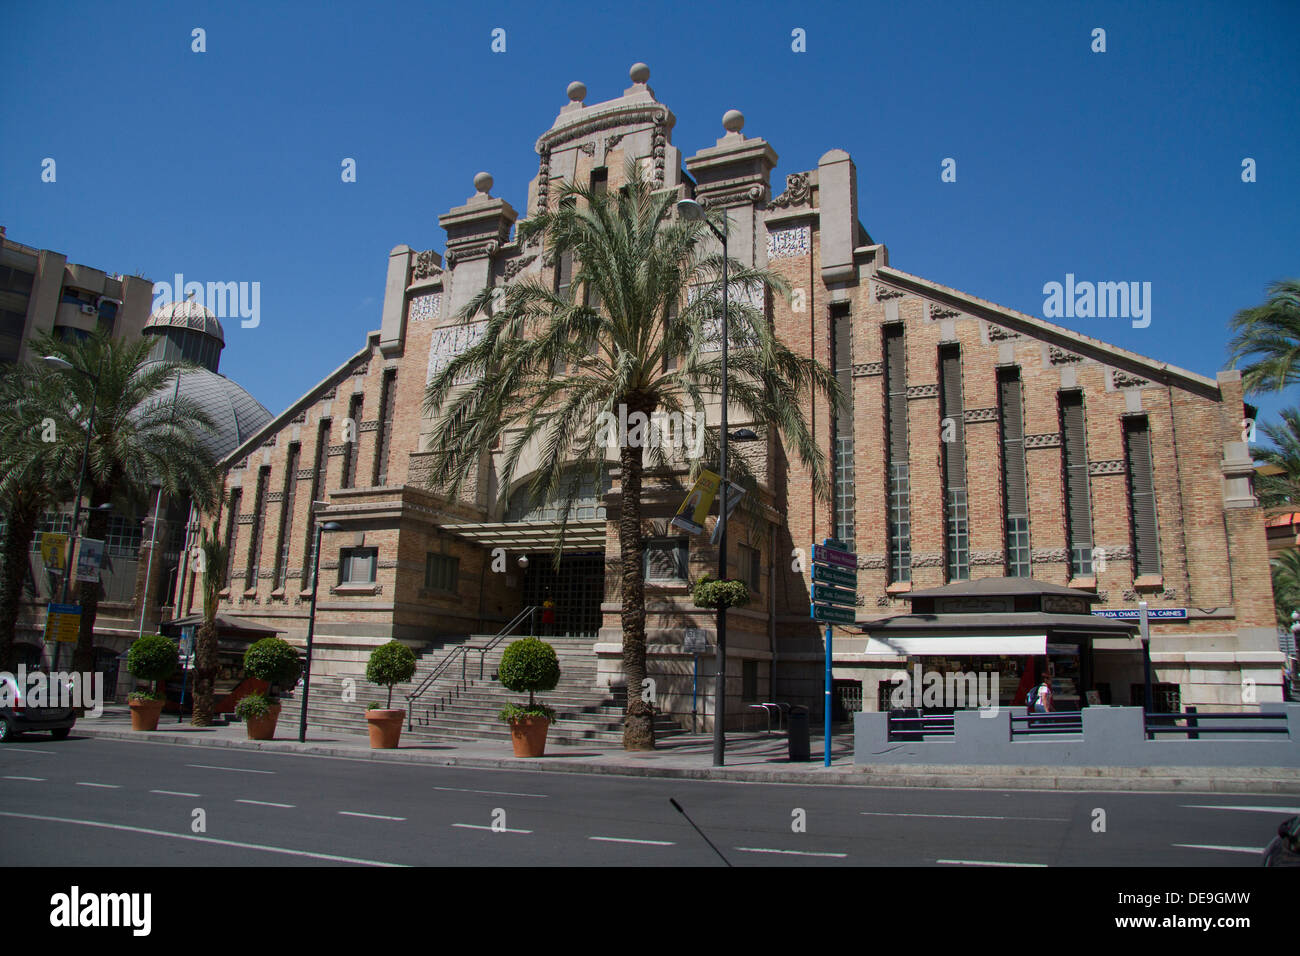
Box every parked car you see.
[1262,815,1300,867]
[0,671,76,742]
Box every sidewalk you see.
[66,706,1300,793]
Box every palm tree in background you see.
[1226,279,1300,393]
[192,523,228,726]
[29,331,222,675]
[1270,549,1300,628]
[423,160,838,750]
[1251,408,1300,507]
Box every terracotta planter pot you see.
[245,704,281,740]
[508,716,550,757]
[366,709,405,749]
[129,698,165,732]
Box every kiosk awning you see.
[864,634,1048,657]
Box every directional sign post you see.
[809,538,857,766]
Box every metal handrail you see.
[1011,710,1083,737]
[404,606,538,730]
[1145,708,1289,738]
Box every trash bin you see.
[787,705,810,761]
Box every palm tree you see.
[423,161,837,750]
[1226,279,1300,393]
[1251,408,1300,507]
[191,523,228,726]
[30,330,222,675]
[0,363,84,670]
[1270,549,1300,628]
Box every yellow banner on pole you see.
[40,532,68,572]
[670,470,721,536]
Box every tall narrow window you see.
[832,303,855,552]
[373,370,397,486]
[224,489,241,589]
[1124,417,1160,576]
[274,444,300,589]
[245,467,270,587]
[884,325,911,582]
[940,345,969,580]
[342,394,363,488]
[1060,392,1095,577]
[302,419,330,586]
[998,369,1030,576]
[586,169,607,312]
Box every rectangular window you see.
[644,537,688,583]
[246,467,270,586]
[884,325,911,583]
[742,660,758,702]
[1060,392,1095,577]
[275,444,301,589]
[1124,417,1160,576]
[373,370,397,486]
[105,513,143,556]
[339,547,377,585]
[302,419,330,586]
[224,489,242,589]
[998,370,1030,576]
[424,553,459,593]
[832,303,855,552]
[342,395,363,489]
[739,544,761,593]
[940,345,969,580]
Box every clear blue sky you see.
[3,0,1297,430]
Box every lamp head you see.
[42,355,74,372]
[675,199,705,221]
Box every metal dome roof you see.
[150,367,273,460]
[144,297,225,345]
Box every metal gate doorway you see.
[522,551,605,638]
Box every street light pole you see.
[299,514,341,742]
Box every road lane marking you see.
[238,799,295,808]
[452,823,532,834]
[1181,804,1300,814]
[589,836,675,846]
[861,811,1067,821]
[1172,843,1266,855]
[4,775,45,781]
[76,782,121,789]
[734,847,847,858]
[338,811,405,821]
[151,790,200,797]
[433,786,547,798]
[187,763,275,774]
[937,859,1046,867]
[0,811,404,866]
[2,748,57,755]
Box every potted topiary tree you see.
[364,640,417,748]
[236,637,302,740]
[497,637,561,757]
[126,634,179,731]
[691,575,751,611]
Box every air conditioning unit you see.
[79,303,97,315]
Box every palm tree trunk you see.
[0,499,40,672]
[192,619,217,726]
[619,421,655,750]
[71,487,112,675]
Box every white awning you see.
[863,635,1047,657]
[438,518,607,550]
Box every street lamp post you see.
[298,513,342,742]
[43,350,107,670]
[677,197,731,766]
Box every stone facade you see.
[186,64,1281,727]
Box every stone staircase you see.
[280,634,684,746]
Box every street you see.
[1,735,1292,866]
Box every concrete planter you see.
[508,716,550,757]
[129,698,165,732]
[245,704,282,740]
[366,709,405,749]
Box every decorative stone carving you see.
[578,141,596,156]
[1096,545,1132,561]
[1161,589,1177,601]
[359,420,380,433]
[651,112,668,185]
[987,323,1020,341]
[1089,459,1126,475]
[906,384,939,400]
[1031,548,1069,563]
[963,407,998,423]
[1122,588,1139,602]
[408,292,441,323]
[1096,590,1110,602]
[1025,433,1063,449]
[291,411,307,424]
[267,492,285,503]
[876,283,904,301]
[296,468,314,480]
[767,171,812,210]
[605,133,625,150]
[1112,369,1150,389]
[412,250,441,280]
[876,595,890,607]
[1049,345,1083,365]
[446,239,499,264]
[328,444,349,456]
[504,255,537,280]
[970,550,1005,566]
[766,225,810,260]
[536,147,551,214]
[853,362,884,377]
[911,552,944,568]
[929,303,960,321]
[541,249,557,269]
[859,554,888,570]
[427,320,487,385]
[236,514,256,525]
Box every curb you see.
[71,725,1300,793]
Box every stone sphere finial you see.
[630,62,650,84]
[567,81,586,102]
[473,171,493,195]
[722,109,745,133]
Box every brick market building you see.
[183,64,1282,732]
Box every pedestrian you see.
[1032,672,1054,714]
